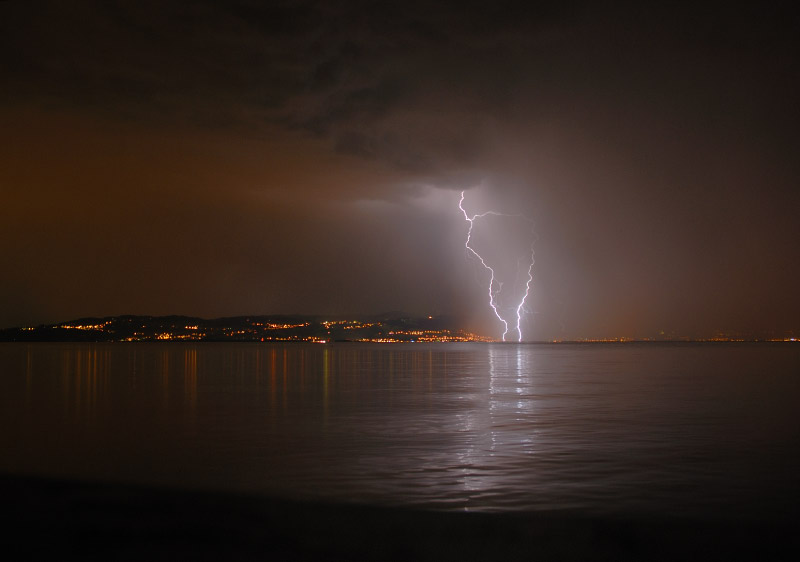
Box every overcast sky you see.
[1,0,798,339]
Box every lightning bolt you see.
[459,191,535,342]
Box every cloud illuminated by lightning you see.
[459,191,535,342]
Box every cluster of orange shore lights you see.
[35,320,798,344]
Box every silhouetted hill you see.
[0,314,485,342]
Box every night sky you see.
[2,0,798,340]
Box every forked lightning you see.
[459,191,535,342]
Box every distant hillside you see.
[0,314,491,343]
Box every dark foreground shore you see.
[1,474,796,561]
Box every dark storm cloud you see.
[1,0,584,177]
[2,1,304,121]
[1,0,798,338]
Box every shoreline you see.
[2,473,796,561]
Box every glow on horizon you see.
[459,191,535,342]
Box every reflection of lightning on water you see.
[459,191,535,342]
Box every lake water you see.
[1,342,798,520]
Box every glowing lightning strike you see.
[459,191,535,342]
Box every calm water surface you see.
[1,342,798,518]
